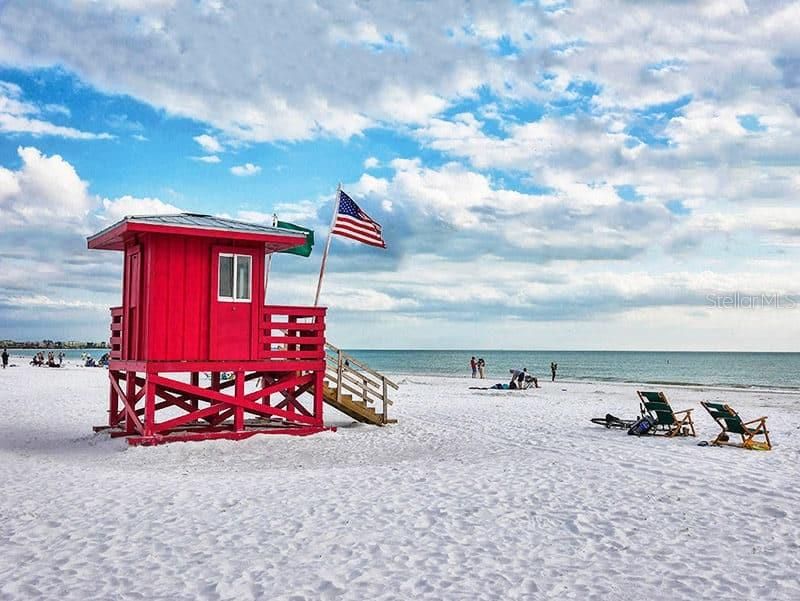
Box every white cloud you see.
[234,210,274,225]
[72,0,177,10]
[372,86,447,124]
[1,0,798,148]
[701,0,749,19]
[3,2,800,348]
[347,158,670,260]
[230,163,261,176]
[271,199,321,224]
[323,288,419,312]
[197,0,225,16]
[43,103,70,116]
[0,294,107,311]
[0,147,190,339]
[0,2,505,141]
[235,203,318,226]
[0,80,113,140]
[352,173,389,198]
[0,146,95,228]
[191,155,221,163]
[99,195,182,224]
[193,133,223,153]
[2,144,800,348]
[0,148,121,337]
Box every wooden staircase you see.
[322,343,398,426]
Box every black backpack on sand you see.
[627,415,656,436]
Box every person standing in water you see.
[2,348,8,369]
[550,362,558,382]
[477,357,486,379]
[470,356,477,378]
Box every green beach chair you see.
[636,391,696,437]
[700,402,771,450]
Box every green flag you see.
[276,220,314,257]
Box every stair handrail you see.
[325,371,393,407]
[324,343,397,424]
[325,354,388,393]
[335,347,343,405]
[324,342,399,390]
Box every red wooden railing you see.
[260,305,326,362]
[109,304,325,363]
[110,306,123,359]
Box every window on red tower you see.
[218,254,251,302]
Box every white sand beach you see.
[1,365,798,600]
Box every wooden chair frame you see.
[700,401,771,450]
[637,391,696,437]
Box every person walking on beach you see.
[477,357,486,379]
[2,348,8,369]
[551,362,558,382]
[470,356,477,378]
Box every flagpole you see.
[313,183,341,306]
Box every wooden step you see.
[323,384,366,407]
[319,385,385,426]
[321,348,396,425]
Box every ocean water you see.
[6,348,799,390]
[345,350,800,391]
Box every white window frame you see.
[217,253,252,303]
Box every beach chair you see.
[700,402,771,450]
[636,391,696,437]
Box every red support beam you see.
[98,366,326,443]
[147,372,319,425]
[109,371,120,428]
[126,425,332,446]
[125,371,139,434]
[234,371,244,431]
[260,373,271,407]
[97,304,328,445]
[242,373,313,404]
[153,402,228,433]
[314,369,324,422]
[117,373,144,435]
[149,374,233,404]
[190,372,200,409]
[208,408,235,427]
[144,379,156,436]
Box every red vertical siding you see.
[121,243,130,360]
[138,238,149,360]
[166,235,186,359]
[122,239,146,361]
[146,236,168,360]
[198,239,211,359]
[181,237,203,359]
[251,251,263,359]
[130,233,264,362]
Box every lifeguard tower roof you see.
[88,212,307,252]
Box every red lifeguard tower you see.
[88,213,330,445]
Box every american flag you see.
[331,190,386,248]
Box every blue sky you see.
[2,0,800,350]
